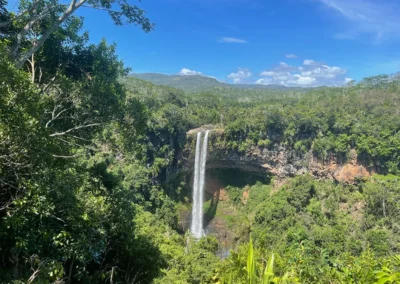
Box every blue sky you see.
[7,0,400,86]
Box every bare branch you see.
[52,154,82,158]
[49,122,100,137]
[27,268,41,284]
[45,106,71,128]
[66,134,92,142]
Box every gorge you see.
[175,125,385,256]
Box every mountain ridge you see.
[129,73,307,93]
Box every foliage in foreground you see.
[215,238,400,284]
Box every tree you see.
[0,0,154,68]
[0,36,157,283]
[0,0,9,24]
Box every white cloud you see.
[219,37,248,44]
[303,59,317,66]
[257,59,349,87]
[260,71,280,77]
[288,75,317,86]
[301,65,346,78]
[255,78,272,85]
[227,68,252,84]
[260,71,291,81]
[285,54,298,59]
[256,78,287,86]
[272,62,300,72]
[318,0,400,42]
[178,68,202,76]
[207,75,222,82]
[344,77,354,84]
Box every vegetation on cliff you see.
[213,174,399,283]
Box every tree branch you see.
[15,0,87,68]
[0,0,40,28]
[52,154,82,158]
[11,4,66,59]
[45,106,71,128]
[49,122,100,137]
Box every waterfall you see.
[190,130,210,238]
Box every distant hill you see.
[129,73,305,93]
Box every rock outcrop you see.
[182,127,375,184]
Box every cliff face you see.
[177,127,375,253]
[183,127,375,184]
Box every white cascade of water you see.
[190,132,202,238]
[190,130,210,238]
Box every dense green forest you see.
[1,0,400,283]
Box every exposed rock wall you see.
[183,127,375,184]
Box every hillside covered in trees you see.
[1,0,400,283]
[129,73,305,93]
